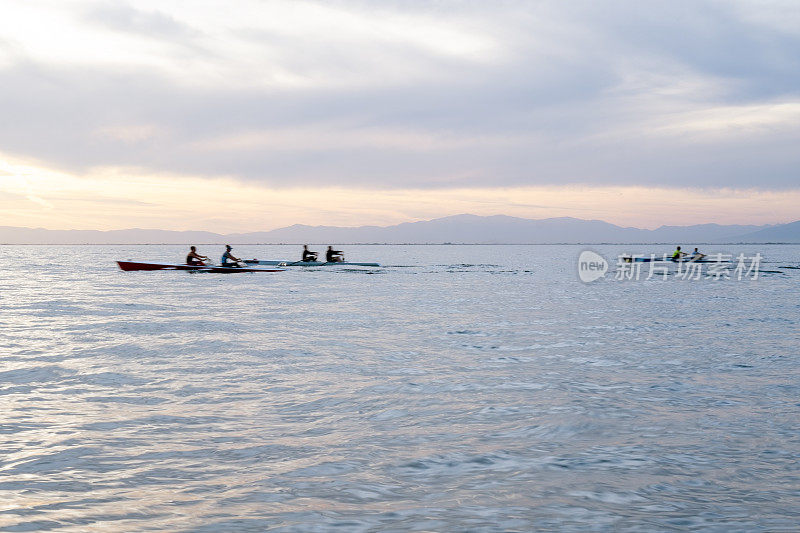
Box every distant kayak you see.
[117,261,283,273]
[244,259,380,267]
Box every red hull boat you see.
[117,261,283,273]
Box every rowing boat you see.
[244,259,380,267]
[624,256,730,264]
[117,261,283,273]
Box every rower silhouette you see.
[326,246,344,263]
[186,246,208,266]
[301,245,318,262]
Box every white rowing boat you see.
[623,255,730,264]
[244,260,380,267]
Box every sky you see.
[1,0,799,231]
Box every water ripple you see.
[1,244,798,531]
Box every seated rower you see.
[186,246,208,266]
[672,246,686,261]
[301,245,318,262]
[221,245,242,266]
[326,246,344,262]
[690,247,706,260]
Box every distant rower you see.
[186,246,208,266]
[326,246,344,263]
[301,245,318,262]
[691,247,706,260]
[221,245,242,266]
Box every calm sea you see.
[1,244,798,531]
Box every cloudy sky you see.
[1,0,799,231]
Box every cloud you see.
[85,2,198,41]
[0,0,798,190]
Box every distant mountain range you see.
[2,215,799,244]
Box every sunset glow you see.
[1,0,798,231]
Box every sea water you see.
[1,244,798,531]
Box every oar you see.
[286,254,321,266]
[185,261,208,269]
[214,260,244,268]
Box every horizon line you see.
[1,213,796,234]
